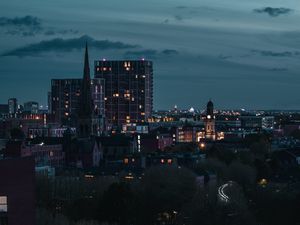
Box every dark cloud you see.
[174,15,183,21]
[269,68,288,72]
[252,50,300,57]
[0,15,41,27]
[176,6,188,9]
[1,35,138,57]
[218,54,232,60]
[0,15,42,36]
[162,49,179,55]
[44,29,79,36]
[0,15,78,37]
[254,7,292,17]
[162,19,169,24]
[125,49,179,59]
[124,50,158,59]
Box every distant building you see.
[0,157,35,225]
[51,78,81,125]
[96,135,137,160]
[4,140,64,168]
[139,133,173,153]
[8,98,17,115]
[23,101,39,114]
[65,138,101,168]
[262,116,275,130]
[47,91,51,113]
[240,116,262,130]
[0,104,8,117]
[204,100,216,140]
[0,104,8,114]
[77,44,102,137]
[94,60,153,129]
[176,125,205,143]
[50,46,105,135]
[122,123,149,134]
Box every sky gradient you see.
[0,0,300,110]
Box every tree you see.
[180,183,256,225]
[136,165,197,224]
[99,182,136,225]
[226,161,257,191]
[10,127,25,140]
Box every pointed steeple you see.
[207,99,214,116]
[78,42,92,117]
[83,42,90,81]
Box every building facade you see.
[94,60,153,128]
[50,78,105,130]
[8,98,17,115]
[23,101,39,114]
[0,157,35,225]
[204,100,216,140]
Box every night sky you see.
[0,0,300,110]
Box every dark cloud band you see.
[0,15,41,27]
[1,35,138,57]
[254,7,292,17]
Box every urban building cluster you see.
[1,44,300,225]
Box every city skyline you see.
[1,0,300,109]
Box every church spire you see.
[78,42,92,117]
[83,41,90,81]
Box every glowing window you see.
[0,196,7,212]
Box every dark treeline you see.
[36,134,300,225]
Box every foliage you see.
[10,127,25,140]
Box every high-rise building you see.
[0,104,8,116]
[23,101,39,114]
[51,78,105,127]
[50,45,105,135]
[94,60,153,128]
[47,91,52,113]
[51,78,82,125]
[8,98,17,115]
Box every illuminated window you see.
[0,196,7,212]
[124,158,129,164]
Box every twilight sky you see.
[0,0,300,110]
